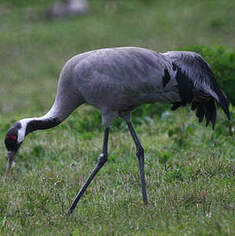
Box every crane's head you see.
[4,120,26,174]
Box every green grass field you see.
[0,0,234,235]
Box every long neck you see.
[17,114,62,143]
[24,101,72,136]
[25,117,61,136]
[23,80,84,137]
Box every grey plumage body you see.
[49,47,230,127]
[51,47,181,126]
[5,47,230,214]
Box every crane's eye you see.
[5,134,20,152]
[5,135,17,141]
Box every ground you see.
[0,0,234,235]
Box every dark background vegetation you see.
[0,0,234,235]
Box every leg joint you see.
[136,146,144,158]
[97,153,108,165]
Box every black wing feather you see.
[163,51,230,128]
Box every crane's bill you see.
[6,151,16,175]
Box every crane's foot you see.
[126,121,148,206]
[67,208,73,216]
[67,152,108,216]
[67,128,110,215]
[137,148,148,206]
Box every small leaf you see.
[229,103,233,113]
[168,129,174,137]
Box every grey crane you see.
[4,47,231,215]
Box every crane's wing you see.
[163,51,230,127]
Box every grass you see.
[0,109,234,235]
[1,0,235,114]
[0,0,235,235]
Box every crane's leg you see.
[67,128,109,215]
[127,121,148,205]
